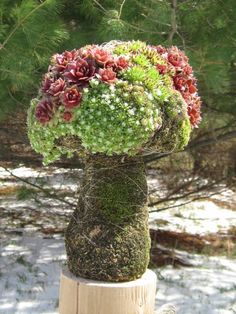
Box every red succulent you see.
[78,45,97,58]
[98,68,117,84]
[114,57,129,71]
[182,64,193,76]
[92,48,114,66]
[173,75,187,91]
[154,45,167,55]
[41,74,54,93]
[35,99,54,124]
[52,50,79,72]
[188,102,201,128]
[186,79,197,94]
[181,91,192,103]
[63,111,73,122]
[156,63,167,75]
[168,53,184,68]
[174,75,197,94]
[48,78,65,97]
[64,58,96,84]
[168,47,188,68]
[62,87,82,109]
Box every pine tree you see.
[0,0,68,118]
[1,0,236,118]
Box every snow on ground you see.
[155,254,236,314]
[149,200,236,235]
[0,166,236,314]
[1,232,236,314]
[0,233,65,314]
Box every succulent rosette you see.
[28,40,202,164]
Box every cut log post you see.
[59,267,157,314]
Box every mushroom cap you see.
[27,41,201,164]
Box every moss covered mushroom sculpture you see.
[28,40,201,282]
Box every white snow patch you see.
[0,233,65,314]
[149,200,236,235]
[155,254,236,314]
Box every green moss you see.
[165,90,186,118]
[65,157,151,282]
[147,89,191,153]
[99,181,135,223]
[98,165,146,224]
[28,79,165,163]
[27,98,79,165]
[177,118,191,149]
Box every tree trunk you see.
[65,155,150,282]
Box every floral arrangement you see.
[28,40,201,164]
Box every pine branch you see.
[118,0,126,19]
[122,20,167,35]
[0,0,48,51]
[168,0,178,44]
[92,0,107,13]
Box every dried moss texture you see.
[65,156,150,282]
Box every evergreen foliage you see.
[0,0,68,118]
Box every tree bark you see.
[65,155,151,282]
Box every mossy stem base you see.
[65,155,150,282]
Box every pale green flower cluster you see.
[73,80,162,155]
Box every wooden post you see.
[59,267,157,314]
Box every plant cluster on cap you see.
[28,40,202,165]
[155,45,201,127]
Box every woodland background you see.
[0,1,236,313]
[0,0,235,207]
